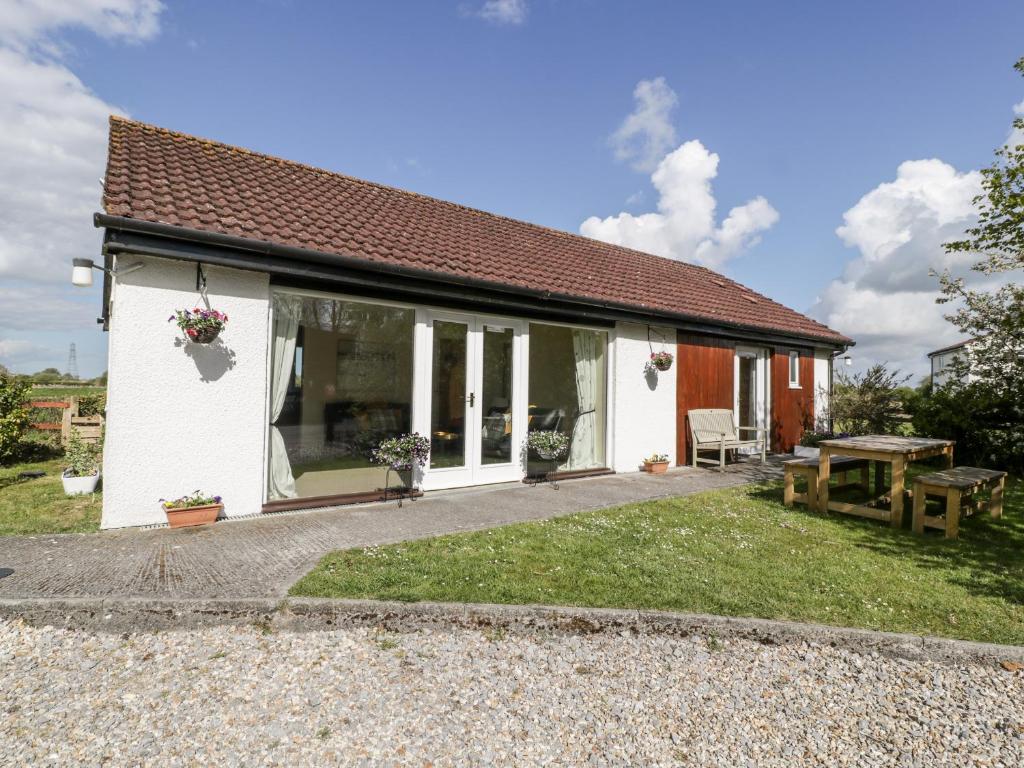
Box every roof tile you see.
[102,116,849,345]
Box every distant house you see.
[91,117,853,529]
[928,340,974,388]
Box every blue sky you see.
[1,0,1022,378]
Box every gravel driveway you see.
[3,618,1021,766]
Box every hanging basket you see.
[188,326,222,344]
[653,357,673,372]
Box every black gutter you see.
[95,213,852,349]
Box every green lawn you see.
[0,458,101,535]
[292,475,1024,645]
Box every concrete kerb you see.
[1,596,1021,666]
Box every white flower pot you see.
[62,470,100,496]
[793,446,820,459]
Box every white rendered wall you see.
[610,322,676,472]
[813,349,831,431]
[102,254,270,528]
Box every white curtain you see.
[570,329,599,469]
[268,298,300,499]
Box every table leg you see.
[818,448,831,513]
[873,461,886,498]
[991,477,1005,519]
[890,456,905,528]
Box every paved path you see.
[0,462,779,600]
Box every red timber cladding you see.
[676,332,735,464]
[770,347,815,453]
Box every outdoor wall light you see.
[71,258,144,287]
[844,355,853,366]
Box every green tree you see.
[929,56,1024,469]
[0,374,30,465]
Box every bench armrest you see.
[736,426,767,435]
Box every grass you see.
[0,458,101,535]
[291,473,1024,645]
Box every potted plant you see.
[645,350,674,373]
[168,307,229,344]
[161,490,223,528]
[526,430,570,462]
[372,432,431,491]
[643,453,670,474]
[62,428,100,495]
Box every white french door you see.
[734,346,769,454]
[416,310,526,490]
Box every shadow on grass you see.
[746,475,1024,607]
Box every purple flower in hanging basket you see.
[372,432,432,471]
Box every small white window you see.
[788,350,800,387]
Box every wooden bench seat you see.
[912,467,1007,539]
[784,456,869,509]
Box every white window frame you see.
[788,350,801,389]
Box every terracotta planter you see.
[186,326,221,344]
[165,502,222,528]
[644,460,670,474]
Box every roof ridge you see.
[107,115,720,278]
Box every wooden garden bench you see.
[688,408,766,470]
[912,467,1007,539]
[784,455,869,509]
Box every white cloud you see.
[811,159,987,375]
[0,0,162,47]
[610,77,679,173]
[0,338,39,362]
[0,0,163,374]
[581,139,779,269]
[475,0,527,25]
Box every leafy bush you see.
[798,430,850,447]
[907,383,1024,473]
[64,429,100,478]
[829,364,910,436]
[0,375,30,465]
[77,392,106,418]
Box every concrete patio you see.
[0,461,780,599]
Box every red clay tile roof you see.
[102,116,850,345]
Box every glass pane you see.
[480,326,514,465]
[430,320,468,468]
[527,323,606,473]
[269,293,414,500]
[738,357,755,427]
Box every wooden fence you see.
[28,396,104,444]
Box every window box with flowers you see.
[169,308,228,344]
[161,490,223,528]
[642,453,670,474]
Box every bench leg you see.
[912,485,926,534]
[807,470,818,511]
[991,477,1005,519]
[784,469,794,507]
[945,488,961,539]
[692,442,697,469]
[719,441,725,472]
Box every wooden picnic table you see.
[817,435,954,526]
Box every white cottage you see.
[87,117,851,528]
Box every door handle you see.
[468,392,475,407]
